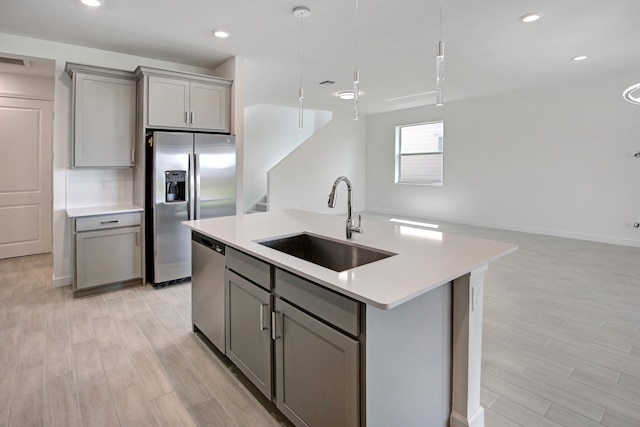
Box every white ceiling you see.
[1,0,639,115]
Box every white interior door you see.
[0,97,53,259]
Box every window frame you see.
[395,120,444,186]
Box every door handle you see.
[259,303,269,331]
[135,231,140,246]
[185,111,189,124]
[100,220,119,224]
[190,111,195,125]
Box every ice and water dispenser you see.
[165,170,186,203]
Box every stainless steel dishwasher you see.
[192,231,226,353]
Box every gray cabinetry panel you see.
[226,247,271,290]
[225,269,272,399]
[276,268,359,336]
[67,64,136,168]
[145,74,230,132]
[75,225,141,290]
[147,76,190,128]
[275,298,359,427]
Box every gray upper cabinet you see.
[140,68,232,133]
[147,76,190,128]
[66,63,136,167]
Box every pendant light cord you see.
[299,14,304,91]
[353,0,360,120]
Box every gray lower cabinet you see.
[225,269,273,399]
[222,248,361,426]
[274,298,359,427]
[73,212,142,295]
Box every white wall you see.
[366,70,640,247]
[269,111,366,214]
[213,56,245,214]
[244,104,332,210]
[0,32,219,285]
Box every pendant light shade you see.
[293,6,311,128]
[436,41,444,106]
[436,0,445,106]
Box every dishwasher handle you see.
[192,232,225,256]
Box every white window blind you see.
[396,121,444,185]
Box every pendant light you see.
[436,0,444,106]
[293,6,311,128]
[353,0,360,120]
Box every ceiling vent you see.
[0,57,31,67]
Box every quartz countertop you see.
[183,209,517,310]
[66,203,143,218]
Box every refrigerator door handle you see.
[188,153,196,221]
[194,153,200,218]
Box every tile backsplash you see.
[66,168,133,208]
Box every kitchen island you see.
[183,209,517,427]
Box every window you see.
[395,121,444,185]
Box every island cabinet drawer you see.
[226,247,272,290]
[75,212,141,232]
[275,268,360,337]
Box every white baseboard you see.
[53,275,72,288]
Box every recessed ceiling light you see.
[572,55,588,61]
[623,83,640,105]
[212,30,230,38]
[338,91,355,100]
[519,12,542,23]
[81,0,101,6]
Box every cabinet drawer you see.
[75,212,141,232]
[226,247,271,290]
[275,269,360,336]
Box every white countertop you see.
[183,209,518,310]
[66,203,143,218]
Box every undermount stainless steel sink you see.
[257,232,396,272]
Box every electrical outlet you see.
[99,181,108,191]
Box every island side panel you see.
[365,282,451,427]
[450,267,487,427]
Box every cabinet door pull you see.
[271,311,282,341]
[185,111,189,124]
[100,220,119,224]
[135,231,140,246]
[131,148,135,164]
[259,303,269,331]
[190,111,195,125]
[271,311,280,341]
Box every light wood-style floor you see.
[0,221,639,426]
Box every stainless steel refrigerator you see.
[146,131,235,286]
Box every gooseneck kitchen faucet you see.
[327,176,364,240]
